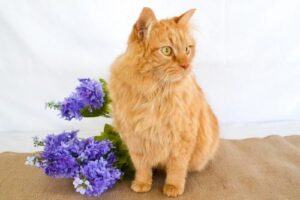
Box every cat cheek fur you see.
[109,7,219,197]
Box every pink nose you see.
[180,63,190,69]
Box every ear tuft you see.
[175,9,196,25]
[135,7,157,40]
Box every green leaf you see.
[80,79,112,118]
[46,101,60,110]
[95,124,135,180]
[80,105,111,118]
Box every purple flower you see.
[43,131,78,150]
[106,152,117,166]
[59,96,84,120]
[40,131,80,178]
[27,130,121,196]
[76,79,104,111]
[58,79,105,121]
[75,158,122,196]
[41,149,80,178]
[78,138,113,162]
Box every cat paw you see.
[163,184,184,197]
[131,180,152,193]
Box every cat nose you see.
[180,63,190,69]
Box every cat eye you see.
[161,46,173,56]
[185,47,190,55]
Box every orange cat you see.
[109,7,219,197]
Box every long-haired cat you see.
[109,7,219,197]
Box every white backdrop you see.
[0,0,300,148]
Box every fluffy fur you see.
[109,7,219,197]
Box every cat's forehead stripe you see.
[169,28,186,49]
[149,20,193,49]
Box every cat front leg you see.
[163,157,188,197]
[163,143,194,197]
[130,151,153,193]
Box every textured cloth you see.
[0,135,299,200]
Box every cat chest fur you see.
[112,79,200,163]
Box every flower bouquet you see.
[25,78,134,197]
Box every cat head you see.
[128,7,196,83]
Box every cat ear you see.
[135,7,157,40]
[175,9,196,25]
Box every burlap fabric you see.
[0,135,299,200]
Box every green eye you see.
[161,46,172,56]
[185,47,190,55]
